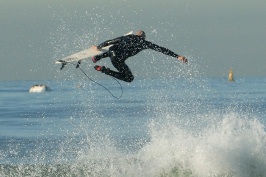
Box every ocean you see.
[0,77,266,177]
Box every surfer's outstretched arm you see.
[145,41,187,63]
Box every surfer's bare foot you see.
[92,56,97,63]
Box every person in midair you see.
[92,30,187,82]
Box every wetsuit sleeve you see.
[145,41,179,58]
[97,36,123,49]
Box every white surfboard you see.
[55,31,133,67]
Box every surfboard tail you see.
[55,60,67,70]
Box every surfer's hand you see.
[178,56,188,64]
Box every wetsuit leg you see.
[94,51,109,62]
[105,52,134,82]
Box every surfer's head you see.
[136,30,146,39]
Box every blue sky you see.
[0,0,265,81]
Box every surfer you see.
[92,30,187,82]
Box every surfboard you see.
[55,31,133,69]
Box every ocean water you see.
[0,77,266,177]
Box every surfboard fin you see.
[60,63,66,70]
[59,61,67,70]
[76,60,81,68]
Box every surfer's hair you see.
[136,30,146,38]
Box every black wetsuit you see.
[94,34,179,82]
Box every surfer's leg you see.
[101,51,133,82]
[94,50,134,82]
[105,60,134,82]
[108,51,134,82]
[92,52,109,63]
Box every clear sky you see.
[0,0,265,81]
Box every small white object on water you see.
[29,84,51,93]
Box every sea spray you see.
[1,78,266,177]
[137,112,266,177]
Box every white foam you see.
[137,112,266,177]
